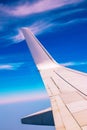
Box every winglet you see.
[21,28,60,70]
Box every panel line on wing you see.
[47,84,54,97]
[51,95,82,130]
[50,77,61,91]
[61,97,82,129]
[77,92,87,100]
[50,96,66,130]
[54,71,87,97]
[65,67,87,77]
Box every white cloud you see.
[0,62,24,70]
[61,62,75,66]
[12,30,25,43]
[3,0,83,16]
[61,61,87,67]
[0,65,12,70]
[29,20,53,34]
[12,20,54,43]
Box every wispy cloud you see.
[28,20,53,34]
[5,0,83,16]
[0,62,24,70]
[0,0,86,45]
[11,30,25,43]
[61,61,87,67]
[11,20,53,42]
[0,65,12,70]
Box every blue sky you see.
[0,0,87,130]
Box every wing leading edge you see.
[21,28,87,130]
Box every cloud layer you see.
[0,92,48,104]
[0,62,24,70]
[61,61,87,67]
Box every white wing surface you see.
[21,28,87,130]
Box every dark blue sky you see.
[0,0,87,130]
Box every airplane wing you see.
[21,28,87,130]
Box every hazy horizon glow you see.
[0,91,48,105]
